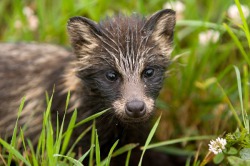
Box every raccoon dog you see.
[0,9,176,165]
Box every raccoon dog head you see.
[67,9,176,123]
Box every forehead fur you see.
[67,9,176,75]
[100,14,146,34]
[97,14,156,74]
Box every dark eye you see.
[143,68,155,78]
[105,70,119,81]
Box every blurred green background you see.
[0,0,249,157]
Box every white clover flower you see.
[227,4,250,24]
[199,30,220,45]
[163,1,185,20]
[208,137,227,155]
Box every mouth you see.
[114,109,154,124]
[121,115,151,123]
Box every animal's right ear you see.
[67,17,102,54]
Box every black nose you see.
[125,100,146,118]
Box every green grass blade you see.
[54,92,71,156]
[143,135,214,150]
[177,20,225,31]
[139,114,162,166]
[54,154,83,166]
[223,23,250,66]
[125,150,132,166]
[89,120,96,166]
[36,121,45,161]
[105,140,119,166]
[17,97,26,117]
[46,121,55,165]
[66,125,92,156]
[243,65,249,114]
[44,93,53,124]
[55,111,60,153]
[185,157,191,166]
[61,109,77,154]
[243,67,250,133]
[101,143,137,165]
[27,140,39,166]
[65,91,71,112]
[8,97,26,165]
[0,138,31,166]
[95,130,101,166]
[234,66,245,122]
[45,91,49,106]
[19,128,31,164]
[234,66,249,133]
[112,143,139,157]
[155,146,195,156]
[41,92,55,164]
[78,145,95,162]
[234,0,250,47]
[54,91,71,157]
[217,80,244,129]
[75,109,109,128]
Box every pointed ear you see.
[67,16,102,57]
[143,9,176,55]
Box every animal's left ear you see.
[143,9,176,55]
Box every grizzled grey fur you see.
[0,9,176,165]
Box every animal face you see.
[67,9,176,123]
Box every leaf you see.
[228,156,250,166]
[213,153,224,164]
[240,148,250,160]
[227,147,238,155]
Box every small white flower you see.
[23,6,34,17]
[227,4,250,24]
[163,1,185,20]
[208,137,227,155]
[199,30,220,45]
[22,6,39,31]
[28,15,39,31]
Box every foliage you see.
[0,0,250,165]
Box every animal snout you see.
[125,100,146,118]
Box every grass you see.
[0,0,250,165]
